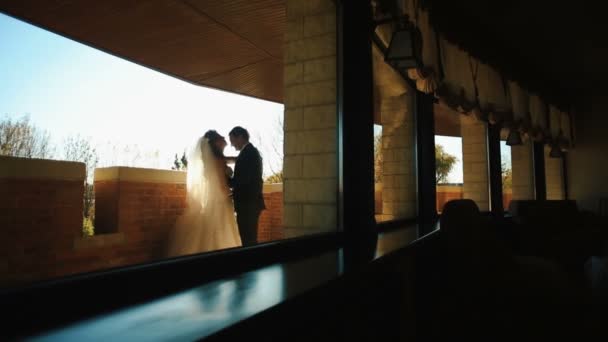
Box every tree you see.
[251,114,283,179]
[0,115,54,158]
[62,135,99,236]
[374,134,383,183]
[502,161,513,191]
[435,144,458,184]
[171,151,188,170]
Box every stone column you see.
[283,0,337,238]
[511,142,535,200]
[372,41,416,221]
[544,146,565,200]
[379,96,416,220]
[461,115,490,211]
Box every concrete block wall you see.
[544,146,565,200]
[511,142,535,201]
[460,115,490,211]
[283,0,337,238]
[380,117,416,220]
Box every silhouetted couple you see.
[168,127,265,256]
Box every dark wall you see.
[569,95,608,212]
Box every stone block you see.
[284,63,303,86]
[287,0,334,20]
[284,179,307,203]
[284,83,308,107]
[285,39,306,64]
[285,18,303,42]
[299,129,336,154]
[283,155,303,179]
[284,131,299,156]
[305,178,337,203]
[303,204,337,229]
[284,107,303,132]
[303,104,336,129]
[283,203,302,227]
[304,12,336,37]
[303,56,336,82]
[305,80,336,106]
[302,154,336,178]
[302,34,336,60]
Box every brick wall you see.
[1,163,285,289]
[0,156,86,287]
[435,185,464,212]
[259,184,284,242]
[283,0,337,237]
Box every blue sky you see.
[0,13,283,175]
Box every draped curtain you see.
[377,0,574,148]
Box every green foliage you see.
[0,115,54,158]
[374,134,383,183]
[502,161,513,191]
[265,170,283,184]
[435,144,458,184]
[82,216,94,237]
[172,151,188,170]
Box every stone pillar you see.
[544,146,565,200]
[511,141,535,201]
[371,40,416,221]
[461,116,490,211]
[379,96,416,220]
[283,0,337,238]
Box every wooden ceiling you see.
[0,0,285,103]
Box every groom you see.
[229,126,265,246]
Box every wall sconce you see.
[384,22,422,71]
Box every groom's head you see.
[229,126,249,151]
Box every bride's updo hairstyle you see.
[203,130,225,158]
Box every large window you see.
[0,0,339,290]
[434,104,490,213]
[499,128,536,211]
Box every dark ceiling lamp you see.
[384,21,422,71]
[506,128,523,146]
[549,141,563,158]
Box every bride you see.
[167,130,242,256]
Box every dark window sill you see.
[3,225,422,341]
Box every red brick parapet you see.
[1,163,284,289]
[0,156,86,286]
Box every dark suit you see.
[230,143,265,246]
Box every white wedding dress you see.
[167,137,242,256]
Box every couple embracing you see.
[168,127,265,256]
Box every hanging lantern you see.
[549,143,563,158]
[385,22,423,71]
[506,128,523,146]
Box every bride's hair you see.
[203,130,225,158]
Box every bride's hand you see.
[224,156,237,164]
